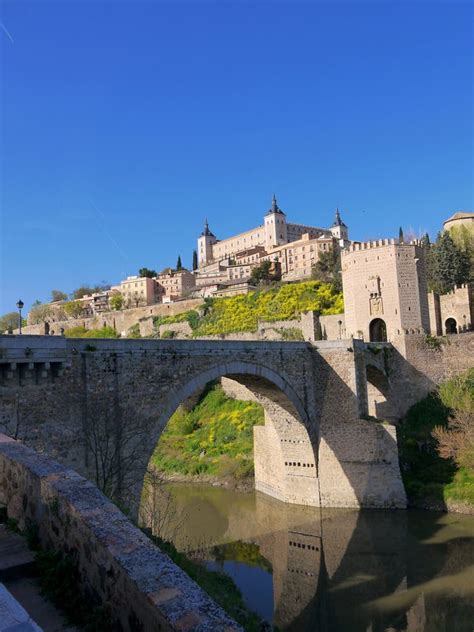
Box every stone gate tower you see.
[341,239,430,341]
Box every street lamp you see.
[16,299,24,335]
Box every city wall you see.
[19,298,203,337]
[0,434,240,632]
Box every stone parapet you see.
[0,435,241,632]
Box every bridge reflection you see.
[146,485,474,631]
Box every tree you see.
[72,284,109,299]
[0,312,21,333]
[448,224,474,282]
[399,227,404,244]
[192,249,198,271]
[250,260,275,285]
[176,255,183,270]
[311,247,342,292]
[51,290,68,302]
[28,304,53,325]
[432,371,474,474]
[109,291,124,311]
[139,268,157,278]
[63,300,85,319]
[428,231,470,294]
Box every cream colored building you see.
[197,195,349,269]
[112,276,159,308]
[156,269,195,302]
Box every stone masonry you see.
[0,335,409,515]
[0,434,241,632]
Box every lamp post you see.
[16,299,24,335]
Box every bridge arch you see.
[138,360,319,518]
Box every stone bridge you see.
[0,335,411,515]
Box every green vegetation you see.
[311,246,342,292]
[152,384,264,479]
[51,290,68,302]
[109,291,124,311]
[427,231,471,294]
[139,267,157,278]
[127,323,141,338]
[65,326,119,338]
[153,281,342,337]
[147,534,265,631]
[63,300,84,318]
[210,541,272,573]
[249,260,278,284]
[0,311,25,332]
[398,369,474,507]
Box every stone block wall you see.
[19,298,203,337]
[0,435,240,632]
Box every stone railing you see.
[0,434,240,631]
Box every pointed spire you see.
[201,218,215,238]
[332,207,347,228]
[267,193,285,215]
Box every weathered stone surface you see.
[2,333,470,513]
[0,435,241,632]
[0,582,43,632]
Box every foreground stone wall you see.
[0,434,240,632]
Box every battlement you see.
[342,238,425,255]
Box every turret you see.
[330,208,349,245]
[264,194,288,249]
[197,219,217,267]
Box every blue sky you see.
[1,0,472,313]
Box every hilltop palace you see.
[22,198,474,342]
[194,194,349,295]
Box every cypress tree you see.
[192,249,198,271]
[399,227,404,244]
[431,231,470,293]
[176,255,182,270]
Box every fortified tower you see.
[264,194,288,250]
[330,208,349,246]
[341,239,430,342]
[197,219,217,267]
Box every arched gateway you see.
[0,336,407,517]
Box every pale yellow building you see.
[112,276,159,308]
[156,269,195,302]
[197,195,349,269]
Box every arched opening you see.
[369,318,387,342]
[366,365,396,420]
[445,318,457,334]
[138,362,319,531]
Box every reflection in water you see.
[145,483,474,631]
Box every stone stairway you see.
[0,524,77,632]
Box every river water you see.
[148,482,474,631]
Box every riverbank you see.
[156,470,255,492]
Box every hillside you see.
[154,280,343,337]
[398,368,474,511]
[151,384,264,481]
